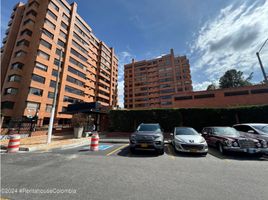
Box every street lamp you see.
[256,38,268,84]
[47,49,63,144]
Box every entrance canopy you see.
[60,102,110,115]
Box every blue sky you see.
[1,0,268,107]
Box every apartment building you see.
[124,49,192,109]
[1,0,118,125]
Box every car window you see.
[234,125,250,132]
[252,125,268,134]
[213,127,240,137]
[137,124,161,132]
[175,128,199,135]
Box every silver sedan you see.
[171,127,208,155]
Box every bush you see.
[71,113,87,128]
[108,105,268,132]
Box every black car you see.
[201,127,267,155]
[129,123,164,155]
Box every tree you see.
[219,69,253,89]
[206,83,217,90]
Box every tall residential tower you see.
[1,0,118,125]
[124,49,192,109]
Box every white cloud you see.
[117,51,135,108]
[190,0,268,83]
[193,81,214,91]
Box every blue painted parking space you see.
[81,144,113,151]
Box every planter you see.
[74,127,84,138]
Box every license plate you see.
[190,149,197,152]
[140,144,148,148]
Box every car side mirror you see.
[248,130,254,134]
[170,133,174,136]
[202,131,207,135]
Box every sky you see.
[1,0,268,107]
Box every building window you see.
[44,18,56,30]
[47,9,57,21]
[4,88,18,95]
[35,62,48,71]
[70,48,87,62]
[54,58,64,68]
[224,91,249,97]
[68,66,86,79]
[14,50,27,57]
[56,48,65,58]
[37,50,50,60]
[42,28,54,39]
[2,101,15,109]
[57,39,65,48]
[56,0,71,14]
[49,1,59,11]
[63,96,83,103]
[62,13,69,21]
[50,80,56,88]
[72,40,88,54]
[66,75,85,87]
[48,92,55,99]
[29,87,43,96]
[11,62,24,70]
[40,39,52,49]
[20,29,32,36]
[59,30,67,39]
[32,74,45,84]
[52,69,59,77]
[46,104,52,112]
[23,19,35,26]
[69,57,86,70]
[8,74,21,82]
[65,85,84,96]
[26,102,40,110]
[61,21,68,30]
[26,9,37,17]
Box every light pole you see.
[256,38,268,84]
[47,49,63,144]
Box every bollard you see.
[7,134,21,153]
[90,133,99,151]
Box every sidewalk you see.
[0,133,130,152]
[0,135,91,152]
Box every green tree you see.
[219,69,253,89]
[206,83,217,90]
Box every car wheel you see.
[157,149,164,155]
[218,143,225,155]
[201,152,207,156]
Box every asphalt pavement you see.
[1,143,268,200]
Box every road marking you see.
[106,144,129,156]
[167,144,175,160]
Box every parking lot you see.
[1,142,268,200]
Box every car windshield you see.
[252,125,268,134]
[213,127,240,136]
[175,128,199,135]
[137,124,160,132]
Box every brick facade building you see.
[1,0,118,125]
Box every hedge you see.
[108,105,268,132]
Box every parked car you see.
[171,127,208,156]
[129,123,164,155]
[233,123,268,145]
[201,127,267,155]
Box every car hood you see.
[175,135,205,144]
[218,134,259,142]
[134,131,162,136]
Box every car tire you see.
[157,149,164,155]
[218,143,225,155]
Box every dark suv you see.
[129,123,164,155]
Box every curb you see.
[0,140,90,152]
